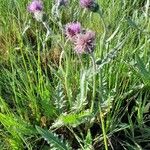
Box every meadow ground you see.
[0,0,150,149]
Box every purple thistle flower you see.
[27,0,44,22]
[65,22,81,41]
[55,0,68,7]
[27,0,43,13]
[80,0,99,12]
[74,30,95,54]
[80,0,93,8]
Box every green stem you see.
[42,21,51,50]
[64,56,72,107]
[99,103,108,150]
[98,10,107,59]
[59,41,72,107]
[98,64,108,150]
[90,54,96,113]
[98,10,107,42]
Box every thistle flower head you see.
[65,22,81,41]
[27,0,43,13]
[80,0,93,8]
[55,0,68,7]
[80,0,99,12]
[74,30,95,54]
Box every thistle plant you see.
[79,0,107,46]
[52,0,69,31]
[65,22,81,42]
[64,22,96,54]
[0,0,149,150]
[80,0,99,12]
[55,0,68,7]
[74,30,95,54]
[27,0,51,49]
[27,0,44,22]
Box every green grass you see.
[0,0,150,149]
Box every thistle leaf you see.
[135,54,150,85]
[51,110,94,128]
[84,130,93,150]
[36,126,71,150]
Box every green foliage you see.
[0,113,37,149]
[52,110,93,128]
[0,113,35,135]
[0,0,150,149]
[36,126,71,150]
[84,130,93,150]
[135,54,150,86]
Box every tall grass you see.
[0,0,150,149]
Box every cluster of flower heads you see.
[65,22,95,54]
[27,0,98,54]
[27,0,69,13]
[27,0,99,14]
[27,0,69,21]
